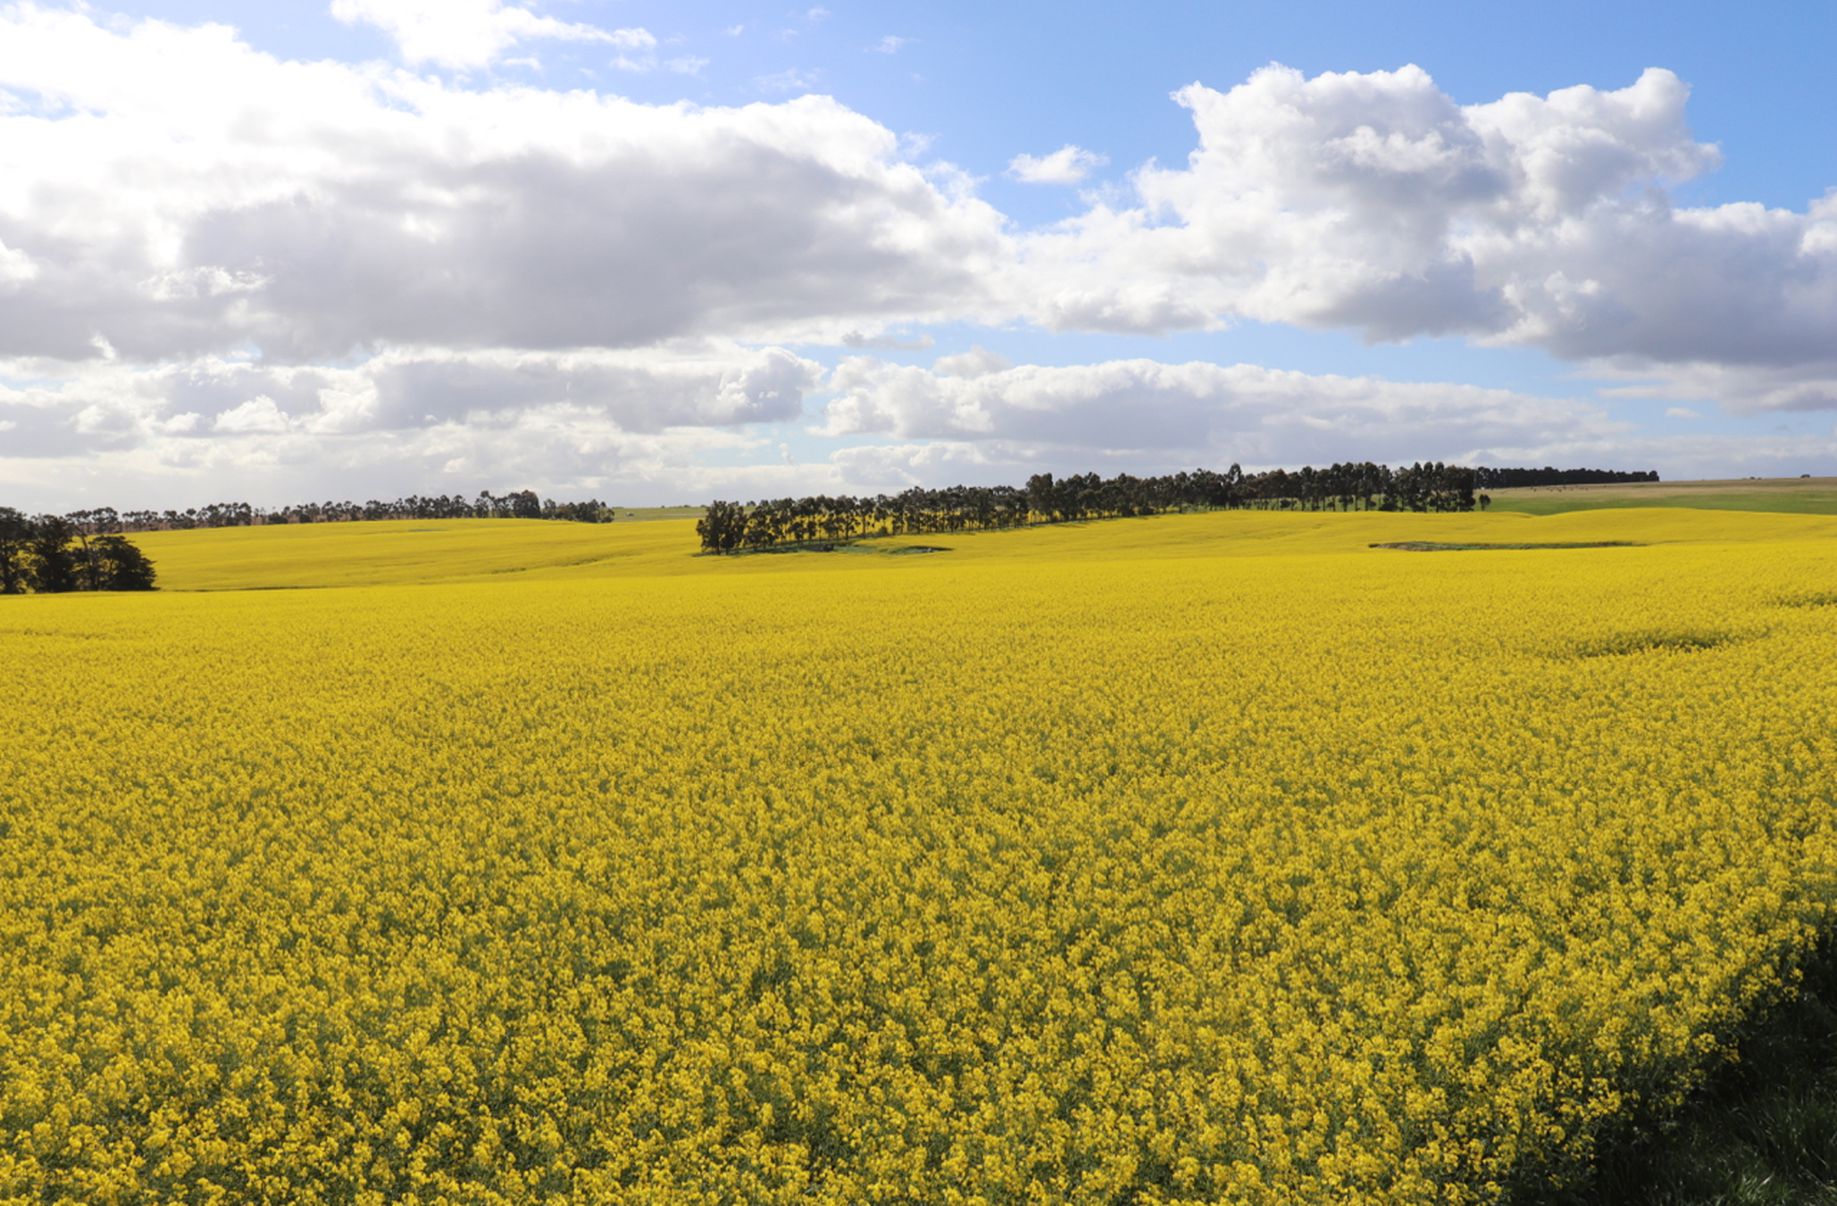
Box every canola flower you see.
[2,510,1836,1203]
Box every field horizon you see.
[109,486,1837,595]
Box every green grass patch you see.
[1487,477,1837,517]
[608,505,707,522]
[1531,949,1837,1205]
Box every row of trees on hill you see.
[96,490,615,533]
[699,461,1484,553]
[1472,467,1659,489]
[0,509,157,593]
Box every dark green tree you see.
[696,501,746,553]
[0,507,31,594]
[89,536,158,591]
[28,515,78,592]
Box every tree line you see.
[89,490,616,533]
[699,461,1491,553]
[0,509,157,593]
[1471,467,1658,489]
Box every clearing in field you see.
[4,507,1836,1204]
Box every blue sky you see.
[149,2,1836,192]
[2,0,1834,507]
[130,1,1836,208]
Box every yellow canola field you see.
[3,510,1837,1203]
[128,506,1837,589]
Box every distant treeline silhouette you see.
[1472,467,1659,489]
[699,461,1495,553]
[75,489,616,533]
[2,488,620,595]
[0,508,157,594]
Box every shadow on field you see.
[703,540,951,558]
[1525,947,1837,1205]
[1368,541,1645,552]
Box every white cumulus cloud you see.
[330,0,654,69]
[1008,144,1108,185]
[212,394,291,434]
[0,237,37,286]
[0,6,1008,365]
[0,342,828,505]
[821,356,1626,461]
[1015,65,1837,410]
